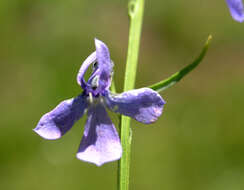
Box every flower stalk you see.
[118,0,145,190]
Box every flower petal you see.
[76,51,97,88]
[105,88,165,124]
[76,104,122,166]
[226,0,244,22]
[95,38,113,91]
[34,94,88,140]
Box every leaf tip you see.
[206,35,213,45]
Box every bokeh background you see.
[1,0,244,189]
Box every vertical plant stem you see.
[118,0,144,190]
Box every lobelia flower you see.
[34,39,165,166]
[226,0,244,22]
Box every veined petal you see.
[95,39,113,91]
[34,94,88,140]
[77,51,97,88]
[105,88,165,124]
[226,0,244,22]
[76,104,122,166]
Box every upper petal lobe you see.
[77,51,97,88]
[95,39,113,92]
[76,104,122,166]
[34,94,88,140]
[105,88,165,124]
[76,39,113,95]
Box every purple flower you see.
[34,39,165,166]
[226,0,244,22]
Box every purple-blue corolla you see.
[34,39,165,166]
[226,0,244,22]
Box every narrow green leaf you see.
[149,35,212,92]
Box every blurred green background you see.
[1,0,244,189]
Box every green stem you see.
[118,0,145,190]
